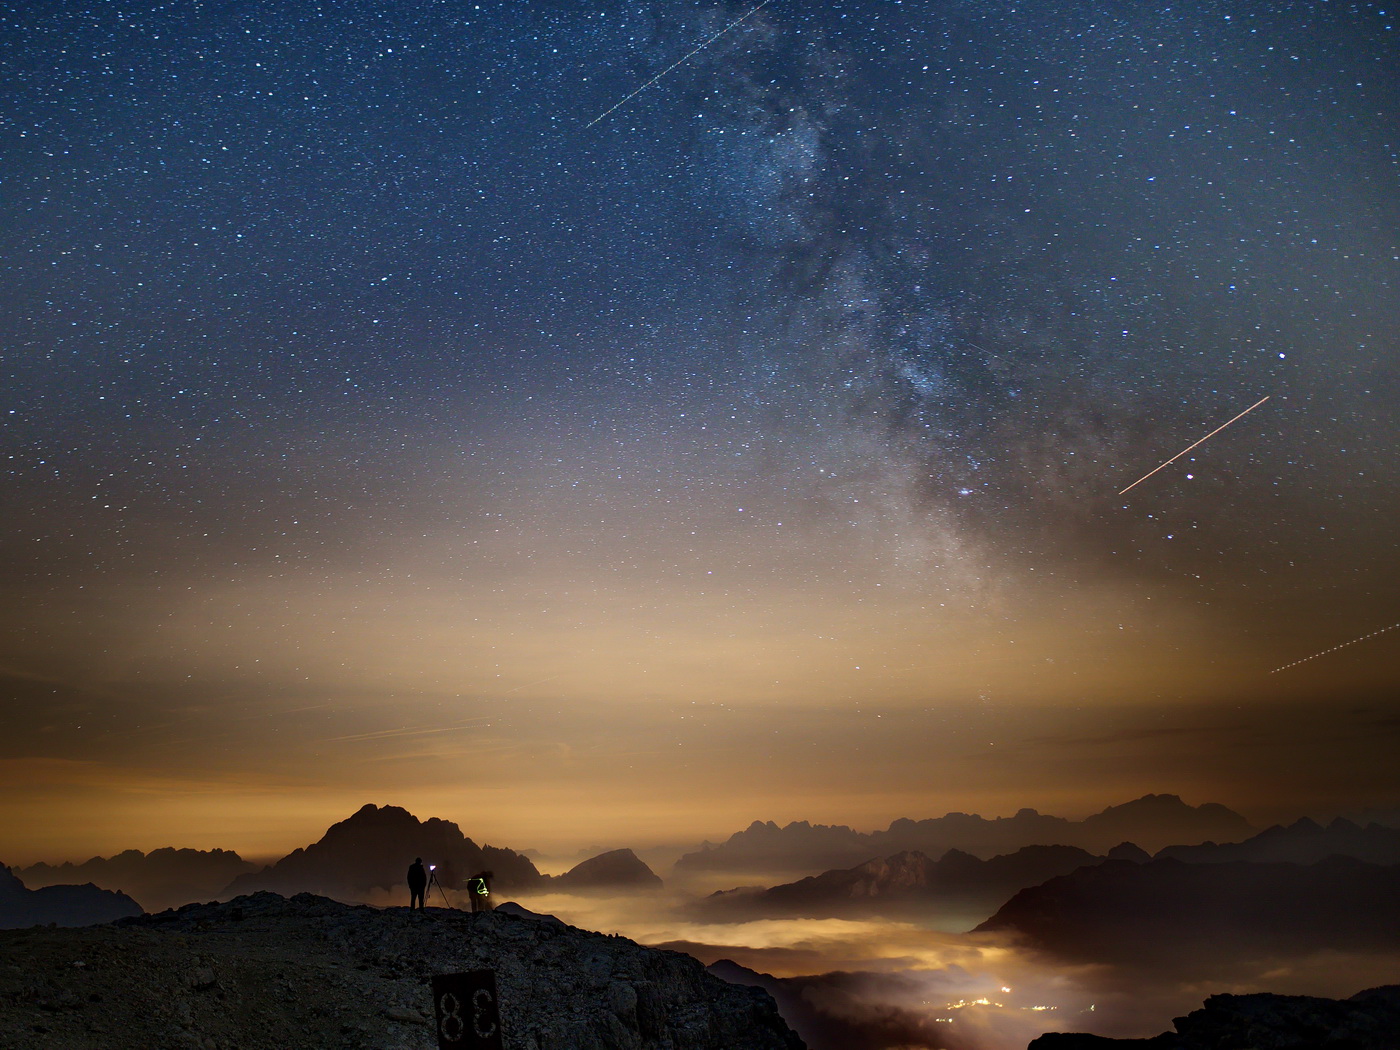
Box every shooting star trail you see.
[1118,395,1271,496]
[585,0,774,129]
[1271,622,1400,674]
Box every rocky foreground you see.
[0,892,805,1050]
[1029,985,1400,1049]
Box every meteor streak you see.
[585,0,774,129]
[1271,622,1400,674]
[1118,395,1271,495]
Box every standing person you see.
[407,857,428,910]
[467,871,493,913]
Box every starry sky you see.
[2,0,1397,864]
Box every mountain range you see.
[15,847,256,913]
[976,855,1400,969]
[702,843,1147,921]
[9,805,672,920]
[5,795,1338,922]
[223,806,671,902]
[21,796,1390,928]
[1156,816,1400,866]
[674,794,1255,877]
[701,813,1400,925]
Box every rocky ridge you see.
[16,849,255,914]
[676,795,1254,875]
[1155,817,1400,866]
[0,891,804,1050]
[1028,985,1400,1049]
[0,866,141,931]
[706,843,1104,918]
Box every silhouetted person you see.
[468,870,493,913]
[407,857,427,910]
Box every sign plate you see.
[431,970,503,1050]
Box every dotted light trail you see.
[1270,622,1400,674]
[1118,395,1271,496]
[585,0,774,129]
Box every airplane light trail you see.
[585,0,774,129]
[1270,622,1399,674]
[1118,395,1271,496]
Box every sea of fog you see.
[363,879,1400,1050]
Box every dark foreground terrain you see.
[1029,985,1400,1050]
[0,892,804,1050]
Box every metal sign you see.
[431,970,503,1050]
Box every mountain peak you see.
[342,803,419,826]
[1106,842,1152,863]
[1111,793,1185,811]
[0,865,25,896]
[554,849,662,890]
[223,804,541,899]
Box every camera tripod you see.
[426,866,453,908]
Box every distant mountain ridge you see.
[0,865,142,929]
[1156,816,1400,866]
[676,794,1255,876]
[705,844,1111,920]
[976,856,1400,968]
[17,847,255,913]
[16,806,662,911]
[702,813,1400,925]
[223,803,544,900]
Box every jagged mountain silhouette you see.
[223,803,543,899]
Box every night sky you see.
[3,0,1397,864]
